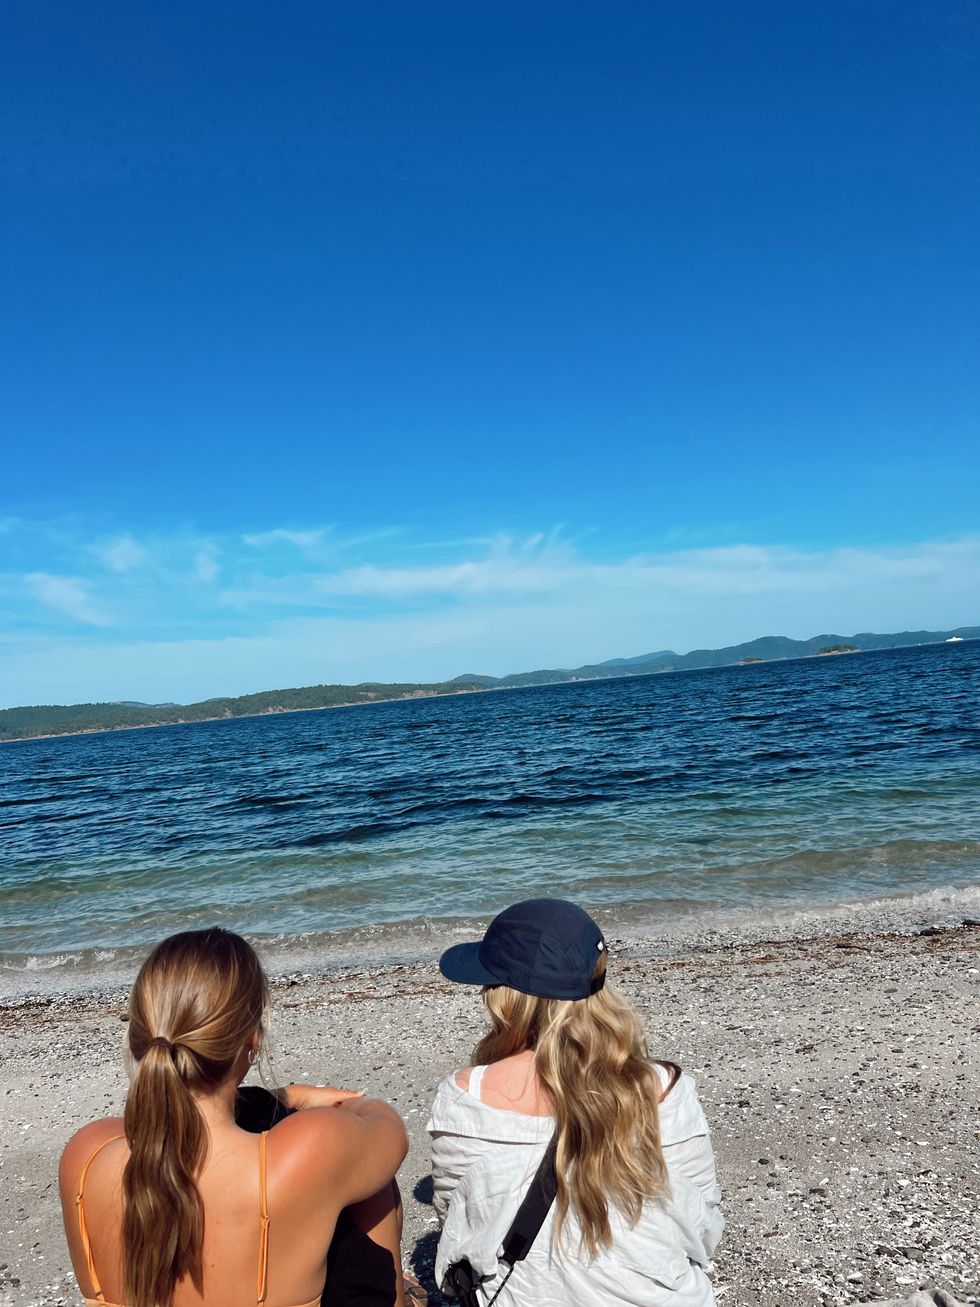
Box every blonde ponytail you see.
[122,929,268,1307]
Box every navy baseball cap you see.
[439,899,607,1001]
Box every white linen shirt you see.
[427,1064,722,1307]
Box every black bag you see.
[442,1137,557,1306]
[441,1259,482,1307]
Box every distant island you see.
[0,680,486,743]
[2,625,977,742]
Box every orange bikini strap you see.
[257,1132,270,1305]
[75,1134,125,1304]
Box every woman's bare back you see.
[60,1103,403,1307]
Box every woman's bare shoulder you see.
[452,1066,473,1091]
[59,1118,126,1190]
[264,1101,379,1172]
[451,1056,526,1095]
[268,1102,347,1140]
[265,1102,407,1209]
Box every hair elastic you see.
[147,1035,177,1057]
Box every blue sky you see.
[2,2,978,706]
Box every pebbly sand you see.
[1,920,978,1307]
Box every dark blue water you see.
[2,640,979,988]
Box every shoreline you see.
[4,914,979,1014]
[5,880,980,1005]
[5,638,974,745]
[2,915,978,1306]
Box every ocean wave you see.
[4,881,980,1004]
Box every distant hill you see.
[2,626,976,742]
[0,680,485,743]
[596,650,675,668]
[111,700,180,707]
[452,626,980,687]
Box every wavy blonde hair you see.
[474,955,669,1256]
[123,928,268,1307]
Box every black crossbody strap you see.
[499,1136,558,1267]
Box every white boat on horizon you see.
[946,635,964,642]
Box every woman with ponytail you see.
[59,928,411,1307]
[428,900,723,1306]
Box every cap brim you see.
[439,941,501,987]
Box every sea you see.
[2,640,979,998]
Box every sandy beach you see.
[1,919,978,1307]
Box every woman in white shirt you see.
[427,899,722,1307]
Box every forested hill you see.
[453,626,979,688]
[2,626,976,742]
[0,681,484,742]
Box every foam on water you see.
[4,881,980,1003]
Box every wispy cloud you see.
[318,558,559,597]
[242,527,327,550]
[24,573,107,625]
[93,534,147,573]
[194,543,220,584]
[316,532,576,597]
[313,536,980,604]
[241,524,403,556]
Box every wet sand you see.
[1,922,978,1307]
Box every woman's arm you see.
[327,1096,410,1206]
[235,1083,364,1133]
[427,1071,493,1225]
[658,1074,724,1258]
[429,1128,491,1225]
[277,1083,364,1110]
